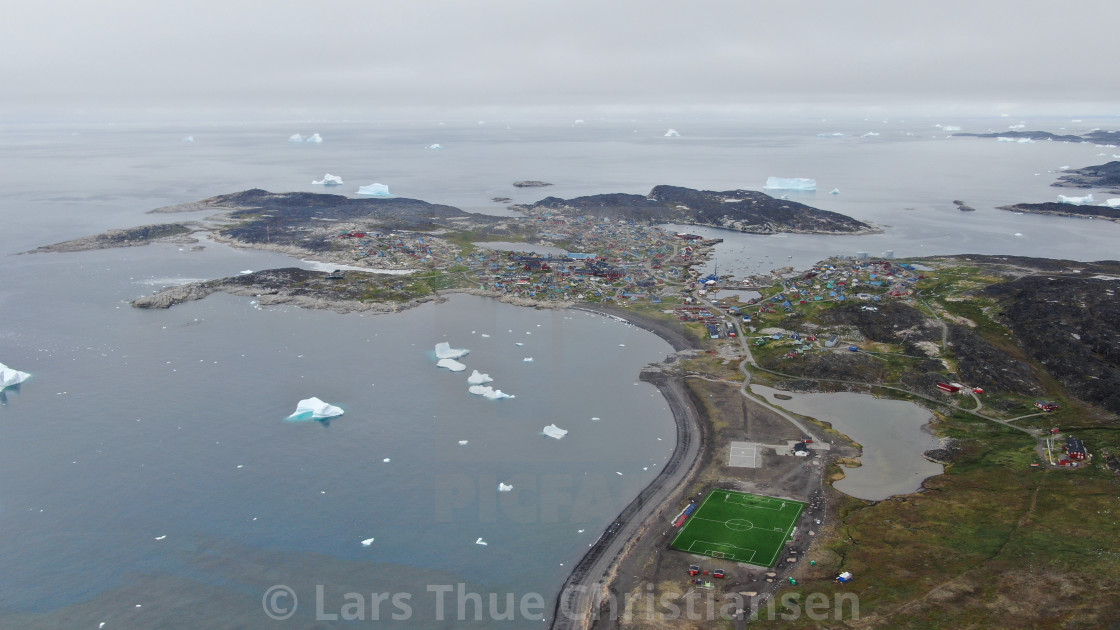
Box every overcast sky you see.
[3,0,1117,119]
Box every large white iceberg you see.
[0,362,30,389]
[468,385,514,400]
[312,174,343,186]
[467,370,493,385]
[357,183,392,196]
[288,134,304,143]
[287,397,343,420]
[1104,198,1120,208]
[437,358,467,372]
[542,424,568,439]
[664,129,680,137]
[765,177,817,191]
[435,342,469,359]
[1058,194,1094,205]
[306,133,323,143]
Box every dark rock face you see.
[208,189,488,244]
[1051,161,1120,190]
[819,302,940,346]
[998,202,1120,222]
[522,185,876,234]
[984,276,1120,414]
[946,324,1042,396]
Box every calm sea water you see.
[1,114,1118,627]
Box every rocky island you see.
[953,129,1120,144]
[997,161,1120,222]
[1050,160,1120,191]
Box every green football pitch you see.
[670,489,806,567]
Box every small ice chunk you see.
[312,174,344,186]
[437,358,467,372]
[288,133,304,143]
[383,457,391,462]
[1009,123,1026,130]
[1017,138,1034,143]
[458,440,469,445]
[574,119,585,124]
[476,538,488,545]
[154,535,166,541]
[523,357,534,362]
[1014,232,1024,237]
[830,188,840,195]
[434,342,470,359]
[942,125,962,132]
[664,129,680,137]
[860,132,879,137]
[467,370,493,385]
[239,269,253,275]
[0,362,31,388]
[996,137,1016,142]
[357,183,392,196]
[764,177,816,191]
[480,333,491,338]
[181,136,194,142]
[514,342,523,346]
[591,417,600,421]
[306,133,323,143]
[1058,194,1094,205]
[361,537,375,546]
[287,397,344,420]
[616,471,623,475]
[426,144,443,149]
[542,424,568,439]
[498,483,513,492]
[468,385,514,400]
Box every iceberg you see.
[861,132,879,137]
[357,183,392,196]
[498,483,513,492]
[288,134,304,143]
[312,174,343,186]
[181,136,194,142]
[664,129,680,137]
[458,440,469,445]
[830,188,840,195]
[306,133,323,143]
[542,424,568,439]
[1058,194,1094,205]
[287,397,343,420]
[0,362,30,389]
[468,385,514,400]
[426,144,443,149]
[1017,138,1035,143]
[1104,198,1120,208]
[475,538,488,545]
[942,125,962,132]
[435,342,469,359]
[466,370,493,385]
[523,357,534,362]
[996,137,1016,142]
[361,538,375,547]
[765,177,817,191]
[437,358,466,372]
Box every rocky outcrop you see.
[28,223,196,253]
[519,185,878,235]
[1051,161,1120,190]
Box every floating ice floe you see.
[941,125,962,132]
[764,177,817,191]
[467,370,493,385]
[1058,194,1095,205]
[181,136,194,142]
[306,133,323,143]
[574,119,585,124]
[861,132,879,138]
[480,333,490,338]
[996,137,1016,142]
[1017,138,1034,143]
[476,538,488,545]
[437,358,467,372]
[288,133,304,143]
[361,538,375,547]
[426,144,442,149]
[1009,123,1026,130]
[287,397,343,420]
[1014,232,1024,237]
[514,342,523,346]
[1,362,31,389]
[435,342,469,359]
[816,132,849,137]
[469,385,514,400]
[458,440,469,445]
[498,483,513,492]
[312,174,343,186]
[664,129,680,137]
[830,188,840,195]
[383,458,391,463]
[542,424,568,439]
[523,357,534,362]
[357,183,392,196]
[154,535,166,541]
[591,417,600,421]
[239,269,253,275]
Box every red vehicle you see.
[713,569,726,579]
[688,565,700,576]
